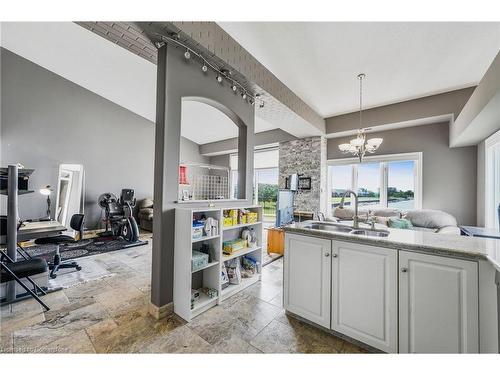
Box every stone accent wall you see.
[279,137,327,214]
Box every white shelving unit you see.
[174,205,263,322]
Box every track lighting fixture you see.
[152,32,265,108]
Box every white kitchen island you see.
[283,221,500,353]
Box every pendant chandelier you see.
[338,73,383,162]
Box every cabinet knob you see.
[325,253,330,257]
[401,267,408,273]
[332,254,338,258]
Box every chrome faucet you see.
[339,189,360,228]
[315,211,326,221]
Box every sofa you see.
[333,206,460,235]
[137,198,154,232]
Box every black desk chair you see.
[0,251,50,311]
[34,214,84,278]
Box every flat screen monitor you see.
[276,189,294,227]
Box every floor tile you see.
[250,318,344,354]
[86,312,184,353]
[140,325,212,353]
[36,330,96,353]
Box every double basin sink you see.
[301,221,390,238]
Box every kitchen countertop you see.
[284,221,500,272]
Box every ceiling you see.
[218,22,500,118]
[181,100,276,144]
[0,22,279,145]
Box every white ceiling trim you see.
[324,114,453,139]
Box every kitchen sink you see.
[349,229,390,238]
[300,221,390,238]
[301,222,353,233]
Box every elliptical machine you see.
[97,189,139,242]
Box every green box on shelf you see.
[192,250,209,271]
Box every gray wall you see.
[0,48,207,228]
[327,122,477,225]
[179,137,209,165]
[200,128,297,156]
[326,87,474,134]
[209,154,230,168]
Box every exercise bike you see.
[97,189,139,242]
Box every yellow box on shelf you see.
[223,239,246,255]
[247,212,258,223]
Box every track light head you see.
[154,41,166,49]
[216,75,223,83]
[259,102,265,109]
[202,65,208,73]
[242,92,247,100]
[232,85,237,92]
[184,50,191,59]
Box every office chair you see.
[35,214,85,244]
[34,214,84,278]
[0,251,50,311]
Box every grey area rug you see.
[23,237,148,263]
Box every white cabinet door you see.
[399,251,479,353]
[331,241,398,353]
[284,233,331,329]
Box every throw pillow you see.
[388,218,413,230]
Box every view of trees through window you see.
[255,168,279,221]
[387,160,415,210]
[330,158,416,214]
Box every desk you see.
[3,220,65,303]
[460,225,500,240]
[17,220,67,244]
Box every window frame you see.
[485,130,500,228]
[326,152,423,216]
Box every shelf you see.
[221,274,260,300]
[192,261,219,273]
[192,234,220,243]
[191,289,218,314]
[222,221,262,231]
[222,246,262,262]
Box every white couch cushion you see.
[333,206,369,220]
[404,209,457,229]
[370,207,402,218]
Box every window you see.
[485,130,500,229]
[331,165,353,207]
[357,162,381,208]
[230,149,279,222]
[327,153,422,217]
[387,160,416,210]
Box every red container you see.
[179,165,189,185]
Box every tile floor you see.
[0,241,367,354]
